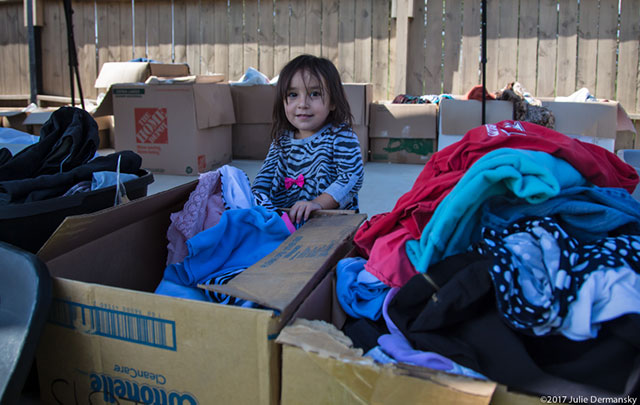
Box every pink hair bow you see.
[284,174,305,189]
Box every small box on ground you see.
[35,184,366,405]
[368,102,438,164]
[277,263,539,405]
[94,82,235,175]
[437,98,514,151]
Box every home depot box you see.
[34,181,367,405]
[277,266,539,405]
[438,98,514,151]
[369,102,438,164]
[94,82,235,175]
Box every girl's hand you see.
[289,200,323,224]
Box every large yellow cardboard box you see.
[278,264,540,405]
[94,82,235,175]
[369,102,438,164]
[34,181,366,404]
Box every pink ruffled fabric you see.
[166,170,225,265]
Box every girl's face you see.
[284,69,334,139]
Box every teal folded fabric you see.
[405,148,586,273]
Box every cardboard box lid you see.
[202,213,367,320]
[93,83,236,129]
[94,62,190,89]
[541,99,620,139]
[37,180,197,264]
[22,110,55,125]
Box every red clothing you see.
[356,120,639,287]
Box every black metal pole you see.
[481,0,487,124]
[62,0,85,109]
[26,0,38,105]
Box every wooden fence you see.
[1,0,639,115]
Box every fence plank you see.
[1,4,20,94]
[495,0,517,90]
[227,0,243,78]
[245,0,259,71]
[274,0,290,73]
[159,1,172,63]
[290,0,306,59]
[76,0,97,99]
[213,0,229,77]
[174,1,187,64]
[388,5,396,97]
[516,0,538,93]
[42,0,64,96]
[259,0,275,77]
[321,0,339,63]
[306,0,322,56]
[108,1,122,61]
[202,0,215,73]
[484,0,499,93]
[460,0,481,94]
[556,0,577,96]
[576,0,597,92]
[595,0,617,100]
[338,0,355,82]
[423,0,443,94]
[186,0,201,74]
[406,0,425,94]
[133,0,146,59]
[17,2,29,95]
[146,1,159,61]
[354,0,372,83]
[443,0,462,94]
[371,0,389,99]
[617,0,640,113]
[536,0,557,97]
[118,1,133,62]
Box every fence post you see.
[392,0,412,96]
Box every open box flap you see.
[193,83,236,129]
[37,180,197,263]
[201,213,367,320]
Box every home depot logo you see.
[135,108,168,144]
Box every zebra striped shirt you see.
[252,123,364,211]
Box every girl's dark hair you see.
[271,54,353,146]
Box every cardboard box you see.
[35,181,367,404]
[94,82,235,175]
[0,108,28,132]
[541,99,618,152]
[230,84,277,124]
[232,123,272,160]
[368,102,437,164]
[369,137,435,164]
[343,83,373,127]
[278,265,540,405]
[438,98,514,151]
[94,61,190,90]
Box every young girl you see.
[252,54,364,224]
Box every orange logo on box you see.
[135,108,168,144]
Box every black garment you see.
[387,251,640,397]
[0,150,141,204]
[342,317,389,353]
[0,148,11,166]
[0,106,99,181]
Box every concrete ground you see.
[147,159,426,218]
